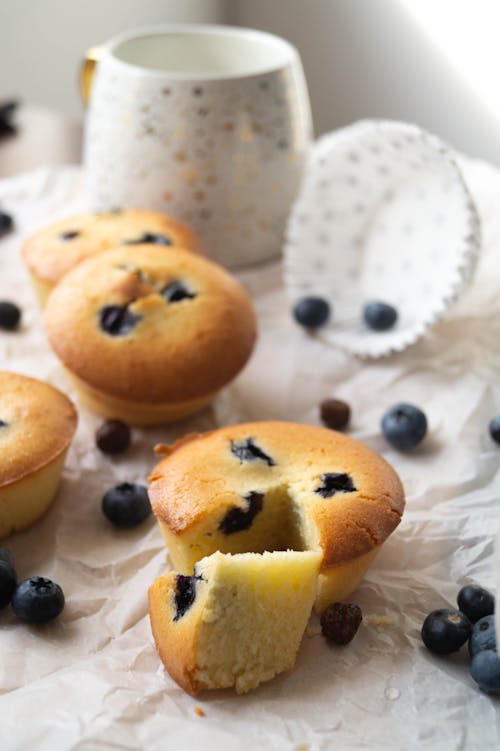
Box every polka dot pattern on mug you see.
[284,120,481,357]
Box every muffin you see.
[148,550,321,695]
[43,246,257,425]
[0,371,77,538]
[22,208,203,305]
[148,421,405,612]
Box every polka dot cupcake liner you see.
[283,120,481,358]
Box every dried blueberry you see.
[12,576,64,623]
[320,398,350,430]
[162,281,196,302]
[99,304,140,336]
[315,472,356,498]
[489,416,500,445]
[230,438,275,467]
[421,608,471,654]
[457,584,495,623]
[363,301,398,331]
[381,402,427,450]
[0,559,16,609]
[469,615,497,658]
[470,650,500,694]
[0,210,14,237]
[219,491,264,535]
[102,482,151,527]
[59,229,80,241]
[320,602,362,645]
[95,419,131,455]
[173,574,202,621]
[125,232,172,246]
[293,296,330,328]
[0,301,21,331]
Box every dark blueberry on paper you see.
[59,229,80,241]
[315,472,356,498]
[488,416,500,445]
[162,281,196,303]
[95,419,131,455]
[0,210,14,237]
[293,296,330,328]
[469,615,497,658]
[381,402,427,450]
[125,232,173,246]
[421,608,471,655]
[470,650,500,694]
[99,304,140,336]
[363,301,398,331]
[320,399,351,431]
[0,301,21,331]
[0,100,18,138]
[457,584,495,623]
[0,559,16,609]
[230,437,275,467]
[173,574,202,621]
[320,602,362,645]
[102,482,151,527]
[219,491,264,535]
[12,577,64,623]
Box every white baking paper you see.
[0,161,499,750]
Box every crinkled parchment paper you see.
[0,160,499,751]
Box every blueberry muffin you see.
[149,421,405,612]
[149,550,320,694]
[43,246,257,425]
[0,371,77,538]
[22,208,203,305]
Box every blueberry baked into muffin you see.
[43,246,257,425]
[149,421,405,613]
[22,208,203,305]
[0,371,77,538]
[148,550,321,694]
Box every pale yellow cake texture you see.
[149,421,405,612]
[148,550,321,695]
[43,246,257,425]
[22,207,203,305]
[0,371,77,537]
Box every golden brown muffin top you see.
[0,371,77,487]
[22,207,203,285]
[149,421,405,567]
[44,246,257,404]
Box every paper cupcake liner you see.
[283,120,481,357]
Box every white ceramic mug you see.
[82,24,313,268]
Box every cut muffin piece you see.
[148,550,321,695]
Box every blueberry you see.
[315,472,356,498]
[320,602,363,645]
[457,584,495,623]
[95,419,131,455]
[469,615,497,657]
[363,301,398,331]
[102,482,151,527]
[219,491,264,535]
[11,577,64,623]
[0,301,21,331]
[230,437,275,466]
[470,649,500,694]
[293,296,330,328]
[0,560,16,609]
[0,210,14,236]
[489,416,500,445]
[162,281,196,302]
[421,608,471,654]
[98,304,140,336]
[0,100,18,138]
[0,419,8,428]
[381,402,427,450]
[59,230,80,241]
[125,232,172,246]
[173,573,202,621]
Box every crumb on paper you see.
[194,705,206,717]
[305,624,322,638]
[364,613,396,630]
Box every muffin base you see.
[0,451,68,538]
[66,372,217,426]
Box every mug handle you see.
[79,45,105,107]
